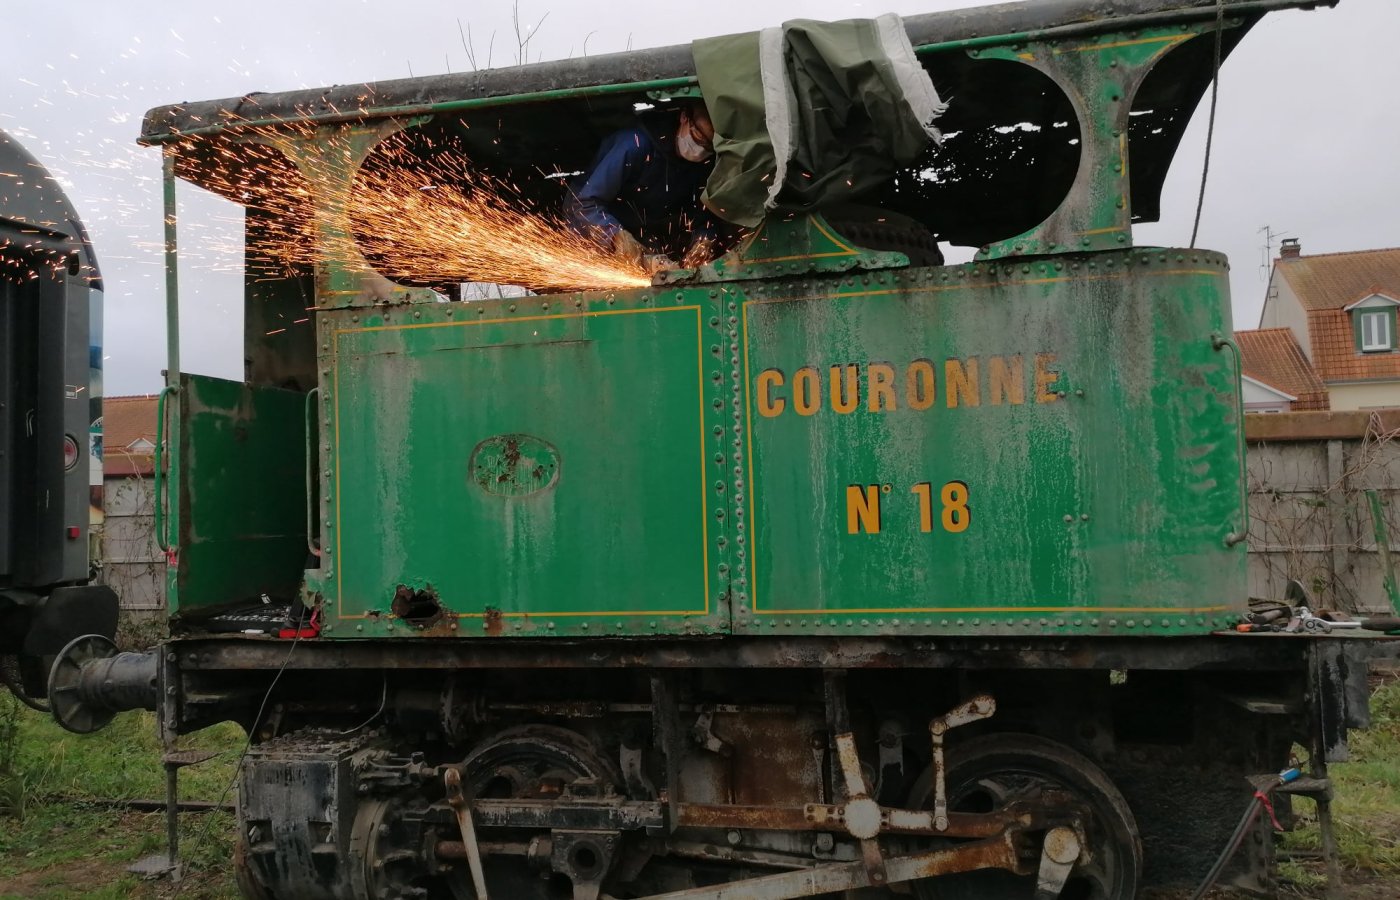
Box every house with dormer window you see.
[1256,241,1400,411]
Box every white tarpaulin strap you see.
[757,13,947,212]
[874,12,949,144]
[758,26,793,211]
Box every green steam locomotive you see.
[39,2,1399,899]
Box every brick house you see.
[1256,241,1400,411]
[1234,327,1329,413]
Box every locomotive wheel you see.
[447,726,623,900]
[906,733,1141,900]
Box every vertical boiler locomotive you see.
[44,2,1395,899]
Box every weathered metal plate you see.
[172,375,307,617]
[734,251,1247,636]
[322,289,731,638]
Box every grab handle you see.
[1212,333,1249,548]
[305,388,322,558]
[153,384,177,552]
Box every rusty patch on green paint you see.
[470,433,560,497]
[392,584,443,627]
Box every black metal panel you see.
[0,277,14,580]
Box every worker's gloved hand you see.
[682,236,717,269]
[641,253,678,274]
[611,229,646,266]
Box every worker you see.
[564,102,720,272]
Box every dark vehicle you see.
[0,129,117,710]
[41,1,1400,899]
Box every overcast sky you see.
[5,0,1398,397]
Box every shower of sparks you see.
[353,159,650,292]
[184,128,649,294]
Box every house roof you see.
[1235,328,1329,410]
[103,395,158,450]
[102,395,158,476]
[1270,247,1400,386]
[1276,247,1400,312]
[1305,309,1400,384]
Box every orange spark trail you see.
[190,130,650,293]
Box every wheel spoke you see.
[905,734,1140,900]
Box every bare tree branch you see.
[458,18,477,72]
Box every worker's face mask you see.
[676,118,714,163]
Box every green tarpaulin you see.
[693,13,947,227]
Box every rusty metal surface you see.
[173,633,1368,675]
[675,802,1021,840]
[444,768,490,900]
[471,798,664,831]
[706,710,821,809]
[622,831,1024,899]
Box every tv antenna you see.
[1258,224,1290,280]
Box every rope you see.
[1190,0,1227,248]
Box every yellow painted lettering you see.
[1035,353,1061,403]
[793,367,820,416]
[989,355,1025,406]
[906,358,936,411]
[756,368,786,418]
[911,482,933,533]
[945,358,980,408]
[830,364,860,414]
[868,363,897,412]
[846,484,881,534]
[941,481,970,533]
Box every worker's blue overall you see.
[564,120,715,258]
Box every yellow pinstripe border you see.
[330,304,713,621]
[742,267,1232,617]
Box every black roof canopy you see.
[139,0,1325,144]
[141,0,1331,248]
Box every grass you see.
[0,696,243,899]
[1278,678,1400,894]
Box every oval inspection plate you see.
[469,433,561,497]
